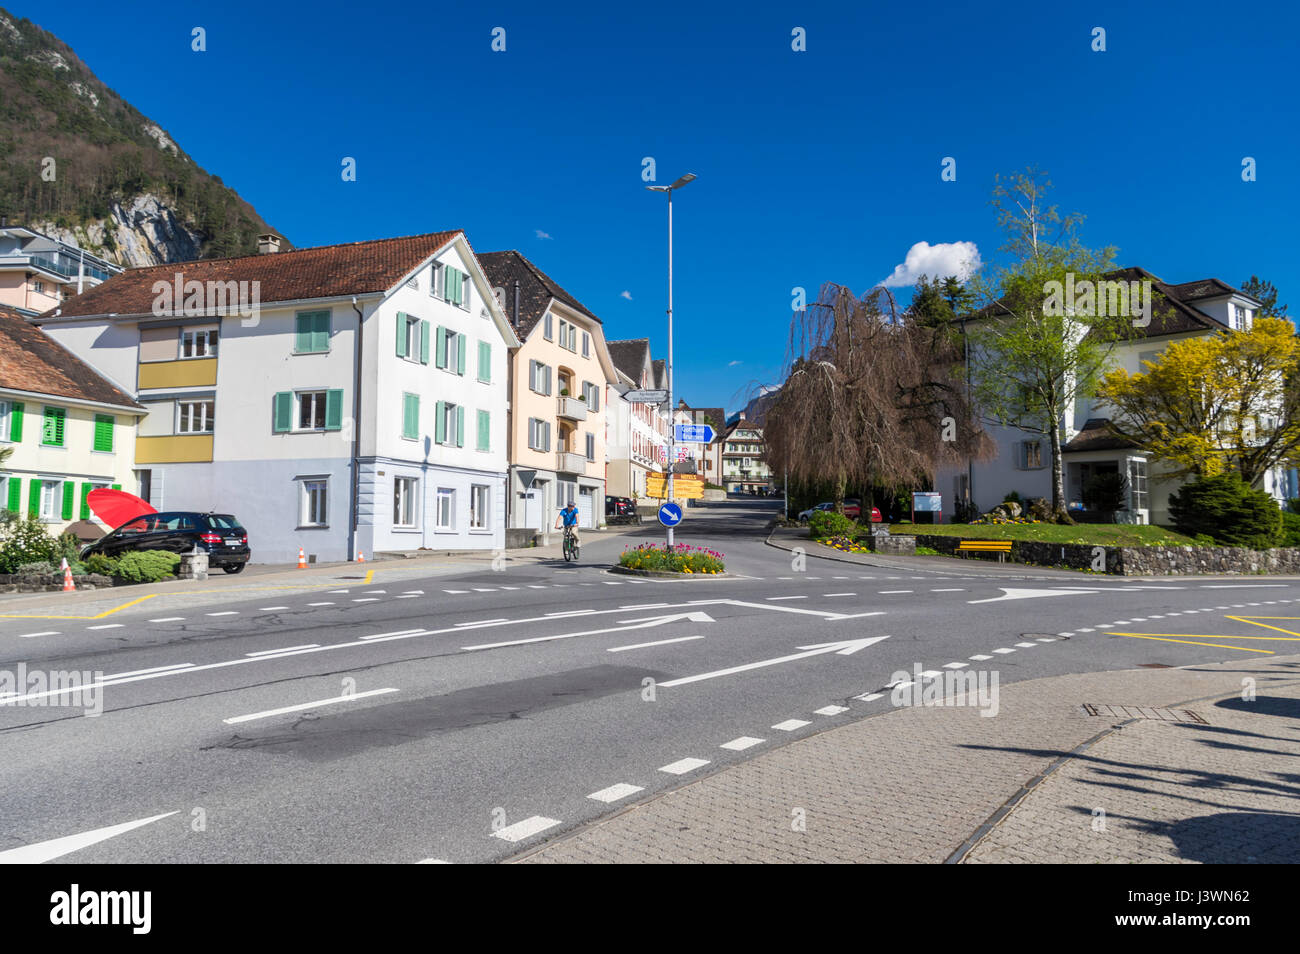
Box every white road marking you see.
[245,644,320,657]
[1036,638,1055,643]
[207,611,239,617]
[455,618,509,626]
[403,590,424,595]
[1202,584,1289,588]
[545,610,596,617]
[0,811,179,864]
[720,736,765,751]
[492,816,561,843]
[352,598,380,603]
[1014,642,1038,648]
[359,628,425,641]
[766,596,806,601]
[607,635,704,652]
[587,783,643,803]
[364,590,386,594]
[1076,628,1094,632]
[814,705,849,715]
[18,631,59,638]
[104,664,194,679]
[992,648,1016,654]
[308,602,334,607]
[969,586,1099,604]
[527,585,547,589]
[258,607,289,612]
[87,624,122,630]
[471,588,497,593]
[943,662,969,669]
[854,692,884,702]
[463,611,714,652]
[824,592,856,597]
[620,603,669,610]
[659,757,710,775]
[969,654,993,661]
[395,595,419,599]
[444,589,469,594]
[499,586,520,591]
[772,719,810,731]
[223,687,398,724]
[658,636,889,688]
[919,670,943,679]
[879,590,913,594]
[148,617,186,623]
[932,588,965,592]
[602,581,624,585]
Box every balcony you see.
[557,395,588,421]
[557,450,588,474]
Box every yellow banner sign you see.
[646,476,704,499]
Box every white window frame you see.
[435,487,455,531]
[582,331,590,357]
[394,476,419,529]
[180,327,218,359]
[401,314,421,362]
[39,480,59,520]
[429,263,443,299]
[300,478,328,528]
[297,390,327,431]
[543,313,554,341]
[440,401,459,447]
[0,399,9,441]
[469,484,490,530]
[177,400,215,434]
[585,432,595,461]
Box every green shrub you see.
[1003,490,1023,504]
[808,509,857,539]
[1281,511,1300,548]
[114,550,181,583]
[0,515,59,573]
[1193,533,1216,546]
[14,560,56,575]
[82,553,118,577]
[1169,475,1282,549]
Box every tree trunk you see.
[833,472,847,513]
[1048,425,1074,524]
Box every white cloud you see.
[879,240,981,288]
[620,290,633,300]
[535,229,552,240]
[728,360,742,366]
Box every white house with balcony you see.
[0,224,122,316]
[606,338,670,502]
[35,231,519,564]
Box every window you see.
[476,409,491,452]
[543,313,553,340]
[396,313,429,364]
[41,406,66,446]
[582,331,590,358]
[301,479,328,527]
[402,392,419,441]
[585,432,595,461]
[582,381,600,412]
[0,400,12,441]
[430,263,443,299]
[299,391,328,430]
[178,400,215,433]
[435,401,463,446]
[435,487,455,530]
[181,328,218,358]
[294,310,331,353]
[477,341,491,382]
[529,360,552,395]
[1129,458,1148,513]
[442,268,468,308]
[556,320,578,352]
[40,480,59,520]
[33,280,44,293]
[93,414,114,452]
[1017,440,1044,470]
[470,484,490,530]
[394,476,419,528]
[436,326,466,373]
[528,417,552,452]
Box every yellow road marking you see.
[1225,615,1300,638]
[1110,633,1274,654]
[0,594,158,621]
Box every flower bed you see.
[618,543,725,574]
[821,535,871,554]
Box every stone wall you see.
[0,573,114,592]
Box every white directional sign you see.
[674,423,715,443]
[625,389,668,404]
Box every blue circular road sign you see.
[657,502,683,527]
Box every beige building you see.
[478,251,617,531]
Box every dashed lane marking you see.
[245,644,320,657]
[222,687,397,725]
[587,783,643,803]
[87,624,122,630]
[814,705,849,715]
[772,719,810,731]
[18,631,59,638]
[720,736,765,751]
[149,617,185,622]
[607,635,704,652]
[659,758,710,775]
[492,816,561,843]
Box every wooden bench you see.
[954,540,1014,562]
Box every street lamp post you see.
[647,172,696,549]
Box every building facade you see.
[721,413,773,493]
[36,231,519,564]
[0,225,121,316]
[478,250,616,532]
[0,305,143,538]
[606,338,670,501]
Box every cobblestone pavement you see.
[513,655,1300,864]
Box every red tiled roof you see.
[0,305,141,408]
[43,231,464,319]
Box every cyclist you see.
[555,500,581,548]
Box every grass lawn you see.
[889,522,1197,547]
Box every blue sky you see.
[17,0,1300,413]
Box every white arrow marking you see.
[968,587,1100,604]
[0,811,177,864]
[461,612,715,651]
[659,635,890,688]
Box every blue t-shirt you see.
[560,508,579,527]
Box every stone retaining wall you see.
[0,573,114,592]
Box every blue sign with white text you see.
[674,424,715,443]
[658,502,683,526]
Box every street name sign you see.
[674,423,715,443]
[625,389,668,404]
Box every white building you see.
[36,231,519,564]
[606,338,670,501]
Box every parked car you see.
[81,511,251,573]
[605,495,641,525]
[799,501,865,523]
[798,502,834,523]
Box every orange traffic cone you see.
[297,546,307,569]
[61,557,75,592]
[356,550,365,563]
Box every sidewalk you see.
[513,654,1300,864]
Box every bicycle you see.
[562,526,580,562]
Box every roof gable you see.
[0,305,141,408]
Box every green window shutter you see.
[295,314,312,352]
[272,392,292,432]
[447,269,462,305]
[61,480,74,520]
[477,341,491,382]
[419,320,430,365]
[80,483,91,520]
[325,389,344,430]
[455,405,465,447]
[93,414,114,452]
[456,334,467,375]
[27,479,40,516]
[434,401,446,444]
[7,477,21,512]
[435,326,447,368]
[8,402,22,442]
[42,407,65,446]
[402,393,419,440]
[477,409,490,451]
[396,312,408,357]
[313,312,330,352]
[111,483,121,491]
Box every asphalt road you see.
[1,500,1297,863]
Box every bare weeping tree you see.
[763,282,992,512]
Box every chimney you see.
[257,233,282,254]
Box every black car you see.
[605,495,641,524]
[81,511,251,573]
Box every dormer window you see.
[1231,303,1254,330]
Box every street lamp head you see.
[646,173,698,193]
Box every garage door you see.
[578,488,595,529]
